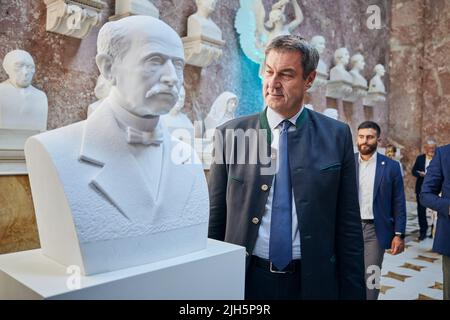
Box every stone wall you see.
[0,0,390,132]
[389,0,450,200]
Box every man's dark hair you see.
[358,121,381,137]
[264,35,319,79]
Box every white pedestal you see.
[0,239,245,300]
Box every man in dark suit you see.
[412,140,437,240]
[355,121,407,300]
[208,35,365,300]
[420,144,450,300]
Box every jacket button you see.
[252,217,260,225]
[261,184,269,191]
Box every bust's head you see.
[311,36,326,55]
[96,16,185,117]
[334,48,350,66]
[2,49,35,88]
[351,53,365,71]
[195,0,217,17]
[374,64,385,77]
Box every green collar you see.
[259,107,308,146]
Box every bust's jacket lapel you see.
[79,98,156,223]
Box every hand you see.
[390,236,405,255]
[418,171,426,177]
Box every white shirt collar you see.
[358,151,377,164]
[266,105,304,130]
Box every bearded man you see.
[355,121,407,300]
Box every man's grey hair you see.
[96,20,132,62]
[425,139,437,146]
[264,35,319,79]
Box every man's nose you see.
[160,60,178,87]
[267,76,281,91]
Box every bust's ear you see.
[96,53,115,86]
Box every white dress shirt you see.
[358,152,377,220]
[253,106,303,260]
[110,102,164,201]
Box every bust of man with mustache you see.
[24,16,209,276]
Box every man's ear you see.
[96,53,115,86]
[305,70,317,89]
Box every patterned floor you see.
[378,202,443,300]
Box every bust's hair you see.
[374,64,385,73]
[265,35,319,79]
[2,49,34,76]
[97,19,132,63]
[351,53,364,67]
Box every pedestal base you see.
[0,239,245,300]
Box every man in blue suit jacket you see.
[420,144,450,300]
[209,35,365,300]
[412,140,437,239]
[355,121,407,300]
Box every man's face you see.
[263,50,314,118]
[111,30,185,117]
[357,128,380,156]
[7,54,35,88]
[425,144,436,158]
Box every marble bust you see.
[160,86,194,144]
[87,74,111,117]
[309,35,328,91]
[204,92,238,139]
[365,64,387,104]
[0,50,48,131]
[350,54,368,88]
[327,47,353,98]
[24,16,209,275]
[330,48,352,83]
[187,0,222,40]
[311,36,327,74]
[368,64,386,94]
[348,53,368,100]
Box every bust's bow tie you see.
[126,127,163,146]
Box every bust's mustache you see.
[145,84,179,99]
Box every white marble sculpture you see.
[44,0,105,39]
[308,35,328,92]
[160,86,194,144]
[0,50,48,131]
[323,108,339,120]
[235,0,303,75]
[24,16,209,275]
[365,64,387,105]
[204,92,238,139]
[194,92,238,170]
[347,53,368,101]
[110,0,159,21]
[326,47,353,99]
[182,0,225,67]
[87,74,112,117]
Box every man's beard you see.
[358,143,377,156]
